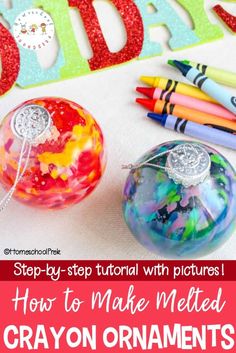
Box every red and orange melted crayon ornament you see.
[0,98,106,210]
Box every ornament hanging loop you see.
[0,137,31,212]
[123,143,211,188]
[122,149,172,171]
[0,104,52,212]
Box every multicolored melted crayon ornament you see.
[0,98,106,210]
[123,141,236,258]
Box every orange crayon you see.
[136,98,236,134]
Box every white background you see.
[0,0,236,260]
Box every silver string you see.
[0,138,32,212]
[0,104,52,212]
[122,143,212,189]
[122,149,172,171]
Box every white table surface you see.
[0,0,236,260]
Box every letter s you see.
[221,324,235,350]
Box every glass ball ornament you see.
[123,141,236,258]
[0,97,106,209]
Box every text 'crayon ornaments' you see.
[0,98,106,210]
[123,141,236,259]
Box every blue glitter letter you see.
[135,0,199,58]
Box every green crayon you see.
[168,59,236,88]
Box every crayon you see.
[172,60,236,115]
[147,112,236,150]
[136,87,236,121]
[168,59,236,88]
[140,76,216,103]
[136,98,236,134]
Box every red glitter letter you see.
[213,5,236,33]
[69,0,144,70]
[0,24,20,96]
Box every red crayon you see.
[136,87,236,121]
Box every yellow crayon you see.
[140,76,217,104]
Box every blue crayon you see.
[173,61,236,116]
[147,112,236,150]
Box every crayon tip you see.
[140,76,156,86]
[136,87,155,99]
[173,60,192,76]
[167,59,176,67]
[147,113,162,122]
[182,59,190,65]
[147,113,167,127]
[168,59,190,68]
[136,98,155,111]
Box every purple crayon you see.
[147,113,236,150]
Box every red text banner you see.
[0,261,235,352]
[0,260,234,281]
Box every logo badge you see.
[13,9,55,51]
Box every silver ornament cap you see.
[166,143,211,188]
[11,104,52,143]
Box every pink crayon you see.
[136,87,236,121]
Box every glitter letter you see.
[69,0,144,70]
[37,0,90,78]
[177,0,223,42]
[0,24,20,96]
[135,0,199,58]
[0,0,64,87]
[213,4,236,33]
